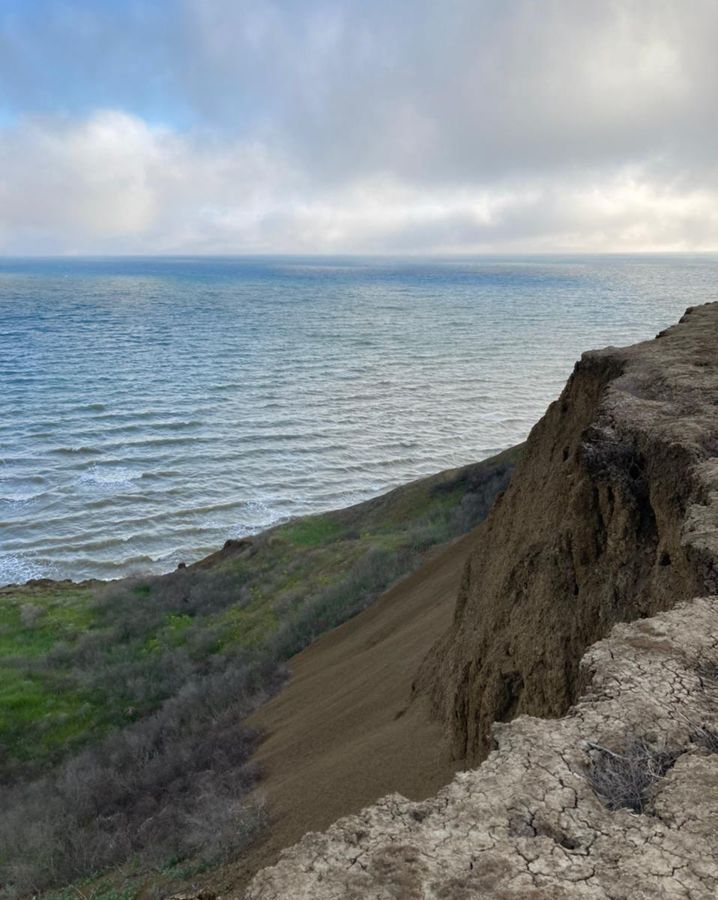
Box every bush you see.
[19,603,44,628]
[0,652,285,896]
[691,724,718,753]
[269,545,416,660]
[586,740,678,813]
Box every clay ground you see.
[213,531,475,896]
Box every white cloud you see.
[1,1,718,253]
[0,111,299,252]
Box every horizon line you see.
[2,250,718,261]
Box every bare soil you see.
[214,532,476,896]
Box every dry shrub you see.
[691,724,718,753]
[586,740,678,813]
[0,656,284,897]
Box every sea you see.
[1,254,716,585]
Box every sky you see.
[0,0,717,255]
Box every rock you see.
[223,539,252,551]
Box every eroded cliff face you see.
[247,595,718,899]
[415,302,718,763]
[245,304,718,899]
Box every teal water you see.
[0,254,715,584]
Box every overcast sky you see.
[0,0,716,255]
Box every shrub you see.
[269,545,416,660]
[19,603,44,628]
[586,740,678,813]
[691,724,718,753]
[0,652,285,896]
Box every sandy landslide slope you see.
[247,596,718,899]
[246,303,718,898]
[224,532,476,890]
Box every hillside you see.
[214,529,478,892]
[0,444,519,897]
[246,303,718,898]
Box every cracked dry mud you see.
[246,304,718,899]
[247,597,718,899]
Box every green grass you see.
[0,586,94,657]
[0,445,523,781]
[281,515,344,547]
[0,444,523,897]
[0,585,111,769]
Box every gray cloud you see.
[0,0,717,253]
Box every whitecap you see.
[77,466,143,491]
[229,498,286,537]
[0,554,51,587]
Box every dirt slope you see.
[247,595,718,900]
[216,531,477,893]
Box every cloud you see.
[0,109,305,253]
[0,1,717,253]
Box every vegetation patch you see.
[0,445,521,897]
[281,515,344,547]
[586,739,679,813]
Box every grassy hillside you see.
[0,445,520,898]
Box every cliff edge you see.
[246,303,718,898]
[247,596,718,899]
[418,301,718,764]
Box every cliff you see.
[245,303,718,898]
[418,301,718,764]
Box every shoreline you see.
[0,446,521,594]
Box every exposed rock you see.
[246,596,718,899]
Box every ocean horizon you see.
[2,253,716,586]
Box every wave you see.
[0,473,51,505]
[77,466,144,489]
[229,498,285,534]
[0,554,52,586]
[0,490,49,505]
[49,445,104,456]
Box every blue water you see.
[0,254,715,585]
